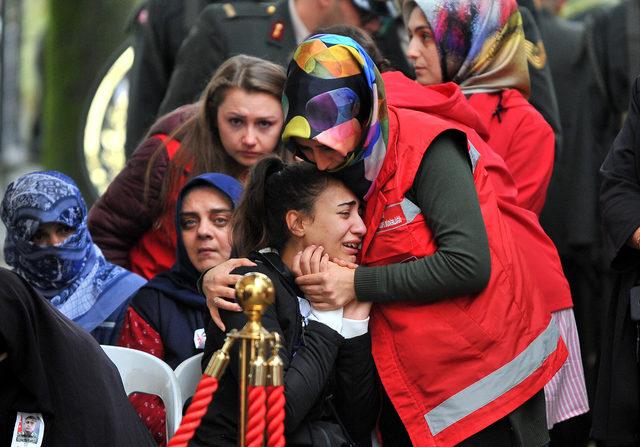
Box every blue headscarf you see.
[142,173,243,308]
[1,171,145,332]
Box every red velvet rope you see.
[246,385,267,447]
[266,385,286,447]
[167,375,218,447]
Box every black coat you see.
[592,77,640,445]
[536,10,619,391]
[0,268,155,447]
[191,252,379,446]
[538,10,616,260]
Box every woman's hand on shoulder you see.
[203,258,256,331]
[292,245,357,311]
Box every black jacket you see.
[0,268,155,447]
[190,252,379,446]
[592,77,640,445]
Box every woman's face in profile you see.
[30,222,75,246]
[217,87,284,168]
[299,181,366,263]
[179,186,233,272]
[406,6,443,86]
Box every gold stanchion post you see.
[234,272,275,446]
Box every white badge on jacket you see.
[194,328,206,350]
[11,412,44,447]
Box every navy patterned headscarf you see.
[1,171,145,331]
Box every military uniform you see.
[125,0,217,154]
[158,0,297,115]
[157,0,411,114]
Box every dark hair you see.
[314,24,393,72]
[144,55,286,214]
[233,157,337,256]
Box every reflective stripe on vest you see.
[424,318,560,435]
[400,198,420,224]
[468,141,480,172]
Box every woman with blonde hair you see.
[88,55,286,279]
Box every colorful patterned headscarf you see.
[282,34,389,195]
[405,0,530,96]
[1,171,144,330]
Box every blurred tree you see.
[41,0,137,200]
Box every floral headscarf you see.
[282,34,389,197]
[405,0,530,96]
[1,171,144,330]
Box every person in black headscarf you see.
[118,172,242,445]
[0,267,155,447]
[592,76,640,446]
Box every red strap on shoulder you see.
[154,133,181,160]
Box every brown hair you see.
[144,55,286,218]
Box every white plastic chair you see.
[174,352,204,407]
[101,345,183,439]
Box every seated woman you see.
[0,171,145,345]
[191,157,378,446]
[0,267,155,446]
[118,172,242,445]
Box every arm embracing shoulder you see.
[355,130,491,303]
[205,265,345,434]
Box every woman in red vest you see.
[277,34,568,447]
[399,0,588,431]
[88,55,286,279]
[403,0,554,216]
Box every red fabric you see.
[119,308,167,446]
[88,104,196,270]
[360,101,567,446]
[467,90,555,215]
[383,72,572,312]
[168,376,219,447]
[129,134,188,280]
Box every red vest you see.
[361,107,567,446]
[129,134,187,279]
[381,73,572,312]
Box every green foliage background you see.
[41,0,139,200]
